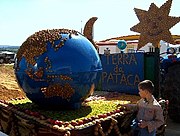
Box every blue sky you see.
[0,0,180,46]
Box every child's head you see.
[138,80,154,98]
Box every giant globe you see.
[14,29,102,109]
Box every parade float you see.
[0,17,138,136]
[1,0,180,135]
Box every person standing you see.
[123,80,164,136]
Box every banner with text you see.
[100,53,144,94]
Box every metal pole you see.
[154,47,160,98]
[81,20,82,33]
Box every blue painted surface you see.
[161,54,180,72]
[14,32,102,109]
[100,53,144,94]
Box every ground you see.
[0,64,26,101]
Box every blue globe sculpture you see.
[14,29,102,109]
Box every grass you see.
[9,97,131,122]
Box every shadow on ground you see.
[165,117,180,136]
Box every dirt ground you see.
[0,64,26,101]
